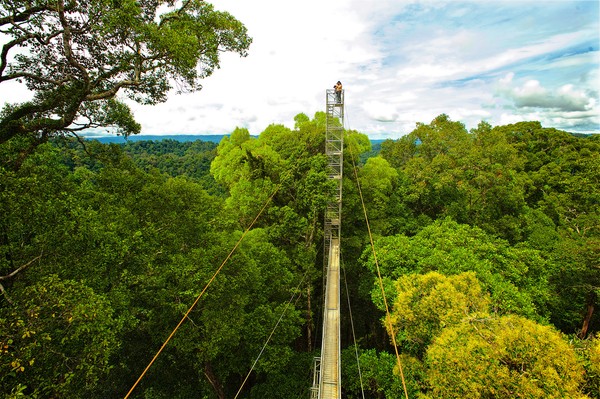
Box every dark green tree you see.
[380,115,528,241]
[0,275,120,398]
[341,347,425,399]
[497,122,600,336]
[363,219,552,322]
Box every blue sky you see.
[343,0,599,138]
[1,0,598,139]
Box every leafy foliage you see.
[364,219,552,321]
[389,272,490,358]
[341,347,425,399]
[1,109,598,398]
[425,315,588,398]
[0,276,120,398]
[0,0,251,145]
[575,334,600,398]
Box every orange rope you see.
[349,143,410,399]
[124,185,280,399]
[233,272,307,399]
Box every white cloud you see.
[362,101,399,122]
[498,75,596,112]
[450,108,492,122]
[499,72,515,85]
[495,69,599,132]
[499,112,531,126]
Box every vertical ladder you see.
[312,88,344,399]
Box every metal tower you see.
[311,88,344,399]
[323,89,344,263]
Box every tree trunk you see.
[203,362,225,399]
[307,284,313,352]
[579,293,596,339]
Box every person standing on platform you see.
[334,81,342,103]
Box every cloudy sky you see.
[1,0,599,139]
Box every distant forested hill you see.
[119,139,219,192]
[88,134,241,144]
[87,134,385,145]
[90,134,385,167]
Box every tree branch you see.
[0,70,71,85]
[0,253,42,304]
[0,4,52,27]
[57,0,89,83]
[70,131,95,158]
[85,80,138,101]
[0,282,14,305]
[0,253,43,281]
[0,34,34,78]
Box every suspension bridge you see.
[310,89,344,399]
[124,87,408,399]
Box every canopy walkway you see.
[311,89,344,399]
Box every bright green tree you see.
[425,314,589,399]
[357,156,399,236]
[388,271,490,358]
[363,219,551,321]
[210,115,334,354]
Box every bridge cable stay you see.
[345,111,410,399]
[340,256,366,399]
[124,177,284,399]
[233,271,309,399]
[340,111,366,399]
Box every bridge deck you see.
[319,238,341,398]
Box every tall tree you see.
[363,219,552,322]
[388,271,490,359]
[498,122,600,335]
[210,116,333,353]
[0,0,251,145]
[380,115,528,241]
